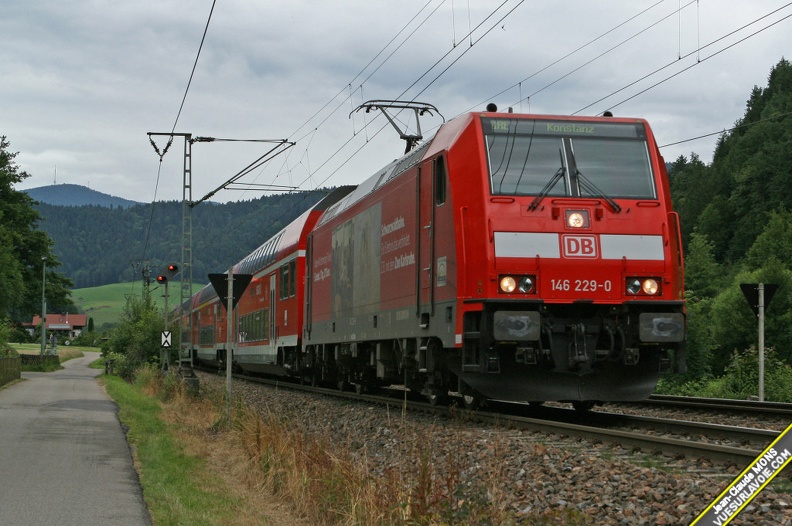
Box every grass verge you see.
[106,365,589,525]
[103,372,265,525]
[10,343,87,371]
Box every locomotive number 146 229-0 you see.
[550,278,612,292]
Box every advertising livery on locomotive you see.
[185,106,686,410]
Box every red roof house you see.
[28,313,88,340]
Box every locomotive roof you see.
[317,140,431,227]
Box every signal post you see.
[156,264,179,371]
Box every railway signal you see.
[157,264,179,371]
[156,264,179,284]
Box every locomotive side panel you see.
[307,172,422,345]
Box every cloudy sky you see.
[2,1,790,203]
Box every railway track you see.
[207,369,779,467]
[643,394,792,417]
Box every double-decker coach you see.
[187,187,354,375]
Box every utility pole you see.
[40,257,46,356]
[147,132,295,374]
[148,132,195,371]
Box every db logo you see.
[562,235,598,258]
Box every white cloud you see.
[1,0,790,202]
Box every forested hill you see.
[24,183,139,208]
[35,190,328,288]
[668,58,792,378]
[670,58,792,263]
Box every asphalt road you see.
[0,351,151,525]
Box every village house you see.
[26,313,88,342]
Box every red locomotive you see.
[188,106,686,409]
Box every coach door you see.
[268,273,277,363]
[417,156,445,326]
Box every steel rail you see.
[214,370,770,466]
[642,394,792,416]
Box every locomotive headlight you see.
[642,278,659,295]
[500,276,517,293]
[626,279,642,295]
[518,276,534,293]
[565,210,589,229]
[626,277,661,296]
[499,275,536,294]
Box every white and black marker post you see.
[225,270,233,422]
[739,283,779,402]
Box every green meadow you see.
[72,281,204,330]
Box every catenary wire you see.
[599,10,792,115]
[138,0,217,290]
[574,2,792,115]
[240,1,523,201]
[480,0,669,112]
[659,109,792,150]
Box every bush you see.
[655,346,792,402]
[70,330,102,347]
[102,293,164,380]
[715,347,792,401]
[133,364,184,402]
[103,351,133,379]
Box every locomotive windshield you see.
[483,118,656,199]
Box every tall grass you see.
[124,368,591,525]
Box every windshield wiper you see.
[527,166,565,211]
[575,169,622,213]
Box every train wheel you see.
[572,400,595,412]
[427,393,448,406]
[462,393,480,410]
[337,377,348,392]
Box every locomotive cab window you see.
[483,117,656,199]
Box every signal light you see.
[155,263,179,286]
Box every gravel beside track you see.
[199,373,792,525]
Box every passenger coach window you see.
[289,260,296,297]
[239,309,269,341]
[279,261,297,299]
[434,156,447,205]
[279,263,289,300]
